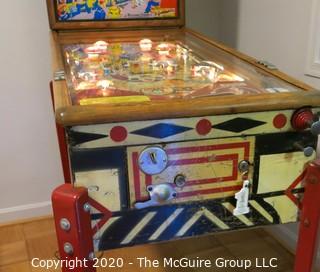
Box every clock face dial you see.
[138,146,168,175]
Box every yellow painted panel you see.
[265,196,298,223]
[127,137,255,206]
[75,169,121,211]
[258,152,315,194]
[151,160,234,187]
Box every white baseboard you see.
[265,225,320,270]
[0,201,52,223]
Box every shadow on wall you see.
[185,0,239,49]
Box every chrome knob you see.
[304,147,315,157]
[310,120,320,136]
[294,143,315,157]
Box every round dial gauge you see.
[138,147,168,175]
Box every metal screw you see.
[309,175,319,185]
[304,219,310,228]
[238,161,250,173]
[174,175,186,188]
[60,218,71,231]
[83,203,91,212]
[63,243,74,255]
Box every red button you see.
[196,119,212,135]
[273,114,287,129]
[110,126,128,142]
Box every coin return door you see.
[127,137,255,208]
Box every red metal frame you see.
[50,81,72,183]
[294,159,320,272]
[52,184,96,272]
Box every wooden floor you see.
[0,217,295,272]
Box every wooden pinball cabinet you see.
[47,1,320,271]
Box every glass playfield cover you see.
[62,39,300,106]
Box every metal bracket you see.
[257,60,278,70]
[54,70,66,81]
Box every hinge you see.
[257,60,278,70]
[54,70,65,81]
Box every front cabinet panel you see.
[69,122,317,251]
[127,137,255,206]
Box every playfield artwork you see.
[56,0,179,21]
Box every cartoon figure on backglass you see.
[108,0,122,19]
[94,0,107,20]
[144,0,160,13]
[56,0,177,21]
[132,0,144,8]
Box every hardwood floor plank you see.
[26,233,58,260]
[0,225,25,245]
[0,261,31,272]
[173,235,221,257]
[23,219,55,240]
[0,241,28,266]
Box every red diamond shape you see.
[89,198,112,234]
[285,171,306,209]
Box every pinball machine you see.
[47,1,320,271]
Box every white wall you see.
[186,0,240,49]
[0,0,63,222]
[235,0,320,89]
[186,0,221,41]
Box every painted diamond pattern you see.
[131,123,193,139]
[213,118,266,133]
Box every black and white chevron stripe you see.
[95,197,280,251]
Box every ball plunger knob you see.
[291,108,320,136]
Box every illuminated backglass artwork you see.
[56,0,179,21]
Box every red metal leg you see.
[50,81,72,183]
[52,184,96,272]
[294,159,320,272]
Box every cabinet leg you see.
[52,184,96,272]
[294,160,320,272]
